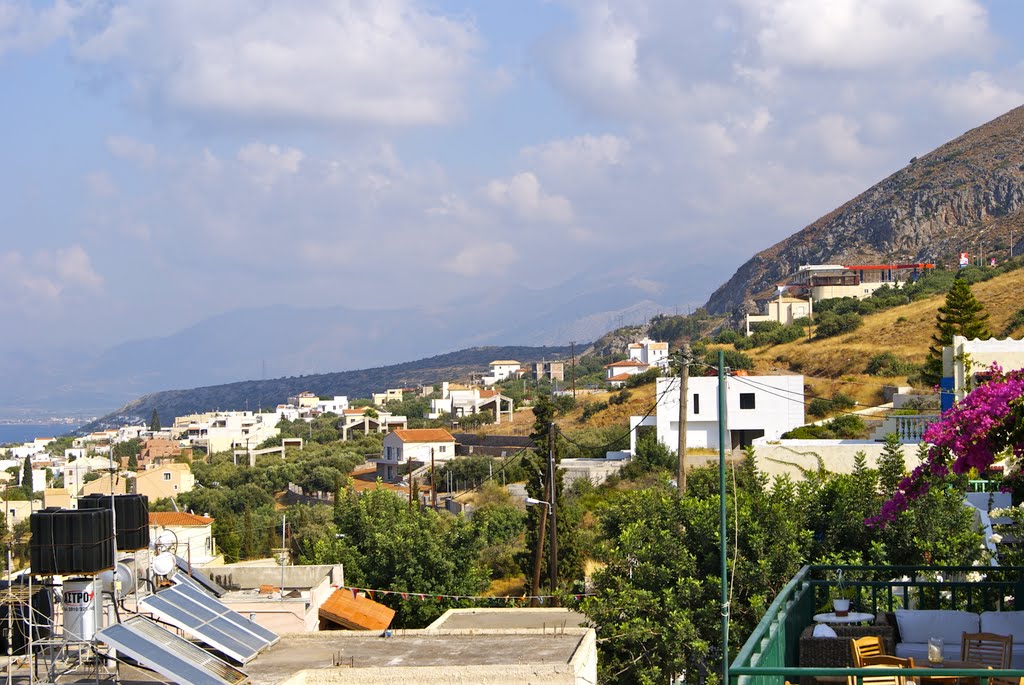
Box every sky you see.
[2,0,1024,358]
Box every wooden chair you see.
[852,636,888,667]
[863,655,916,685]
[847,656,911,685]
[961,633,1013,685]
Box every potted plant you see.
[831,570,854,616]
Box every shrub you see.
[579,401,608,422]
[625,368,660,388]
[807,398,832,418]
[814,312,863,339]
[865,352,917,377]
[608,389,631,406]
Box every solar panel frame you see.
[139,584,278,664]
[97,616,248,685]
[173,556,228,597]
[174,583,279,645]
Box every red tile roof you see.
[607,373,633,382]
[391,428,455,443]
[604,360,647,368]
[149,512,213,527]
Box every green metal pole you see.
[718,349,730,685]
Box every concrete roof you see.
[428,607,588,630]
[245,630,589,685]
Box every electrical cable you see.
[556,378,679,456]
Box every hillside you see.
[707,104,1024,315]
[81,344,578,431]
[737,267,1024,405]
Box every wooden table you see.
[917,660,990,685]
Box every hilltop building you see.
[745,296,812,335]
[781,262,934,302]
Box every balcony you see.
[731,564,1024,685]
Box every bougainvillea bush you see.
[869,365,1024,527]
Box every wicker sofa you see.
[799,622,897,668]
[885,609,1024,667]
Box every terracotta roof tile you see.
[604,360,647,368]
[488,360,521,366]
[391,428,455,443]
[607,373,633,382]
[149,512,213,526]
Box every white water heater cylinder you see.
[63,578,104,642]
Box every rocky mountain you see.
[706,104,1024,315]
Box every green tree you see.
[921,278,991,387]
[21,455,31,491]
[318,487,489,627]
[150,409,161,431]
[876,434,906,498]
[518,396,584,589]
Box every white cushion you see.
[895,609,980,644]
[980,611,1024,639]
[813,624,838,638]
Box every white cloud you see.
[522,134,630,170]
[85,171,117,197]
[106,135,157,167]
[72,0,479,127]
[0,245,103,312]
[444,242,518,277]
[485,172,573,224]
[236,142,304,189]
[739,0,990,70]
[809,114,874,165]
[0,0,85,56]
[934,70,1024,123]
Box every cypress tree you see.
[150,409,161,431]
[920,278,990,387]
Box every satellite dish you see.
[152,552,176,578]
[156,530,178,555]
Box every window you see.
[739,393,756,410]
[163,472,172,481]
[438,445,447,453]
[692,393,700,415]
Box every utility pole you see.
[431,448,437,509]
[677,342,690,495]
[530,501,548,608]
[408,465,414,507]
[547,421,558,597]
[570,342,577,399]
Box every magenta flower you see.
[869,365,1024,527]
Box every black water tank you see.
[30,508,114,575]
[78,494,150,551]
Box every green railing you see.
[731,565,1024,685]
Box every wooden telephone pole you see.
[677,342,691,495]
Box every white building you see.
[482,360,523,386]
[604,360,649,387]
[745,297,812,335]
[630,375,805,452]
[943,335,1024,404]
[316,396,349,415]
[428,383,515,423]
[628,338,670,369]
[376,429,456,482]
[178,411,281,454]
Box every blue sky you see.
[2,0,1023,358]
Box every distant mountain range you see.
[707,104,1024,314]
[4,253,720,421]
[80,344,578,431]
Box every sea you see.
[0,423,80,446]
